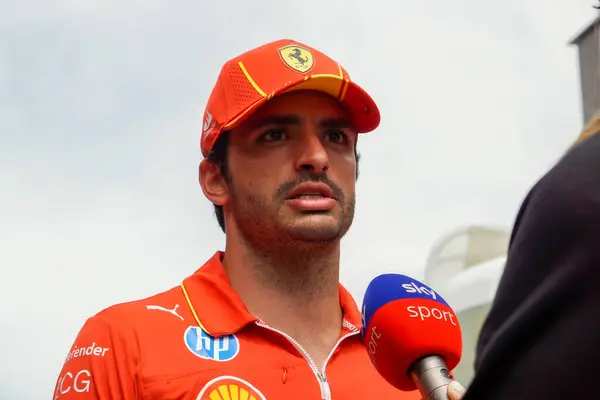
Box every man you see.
[53,39,466,399]
[463,112,600,399]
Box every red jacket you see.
[53,251,421,399]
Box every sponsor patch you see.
[64,343,109,365]
[184,326,240,362]
[54,369,92,399]
[197,376,266,400]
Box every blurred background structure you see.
[570,15,600,123]
[423,226,509,386]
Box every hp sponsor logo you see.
[184,326,240,362]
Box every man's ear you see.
[199,160,228,206]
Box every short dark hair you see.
[205,131,361,233]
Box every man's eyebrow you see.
[320,118,355,130]
[252,115,301,129]
[250,115,355,130]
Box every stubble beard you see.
[228,183,356,299]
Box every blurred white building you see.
[423,225,509,386]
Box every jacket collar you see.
[181,251,363,337]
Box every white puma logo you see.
[146,304,184,321]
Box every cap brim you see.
[223,75,380,134]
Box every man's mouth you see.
[285,182,338,212]
[286,182,336,200]
[292,194,328,199]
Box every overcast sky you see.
[1,0,597,398]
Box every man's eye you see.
[260,129,288,142]
[326,130,349,144]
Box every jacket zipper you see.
[255,320,359,400]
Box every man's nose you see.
[294,130,329,174]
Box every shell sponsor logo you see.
[197,375,267,400]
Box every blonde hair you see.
[572,110,600,148]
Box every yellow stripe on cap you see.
[238,61,267,97]
[336,64,349,101]
[339,78,349,101]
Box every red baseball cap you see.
[200,39,381,157]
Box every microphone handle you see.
[409,355,454,400]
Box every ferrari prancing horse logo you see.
[278,45,314,73]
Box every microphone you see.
[361,274,462,400]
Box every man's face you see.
[223,90,358,246]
